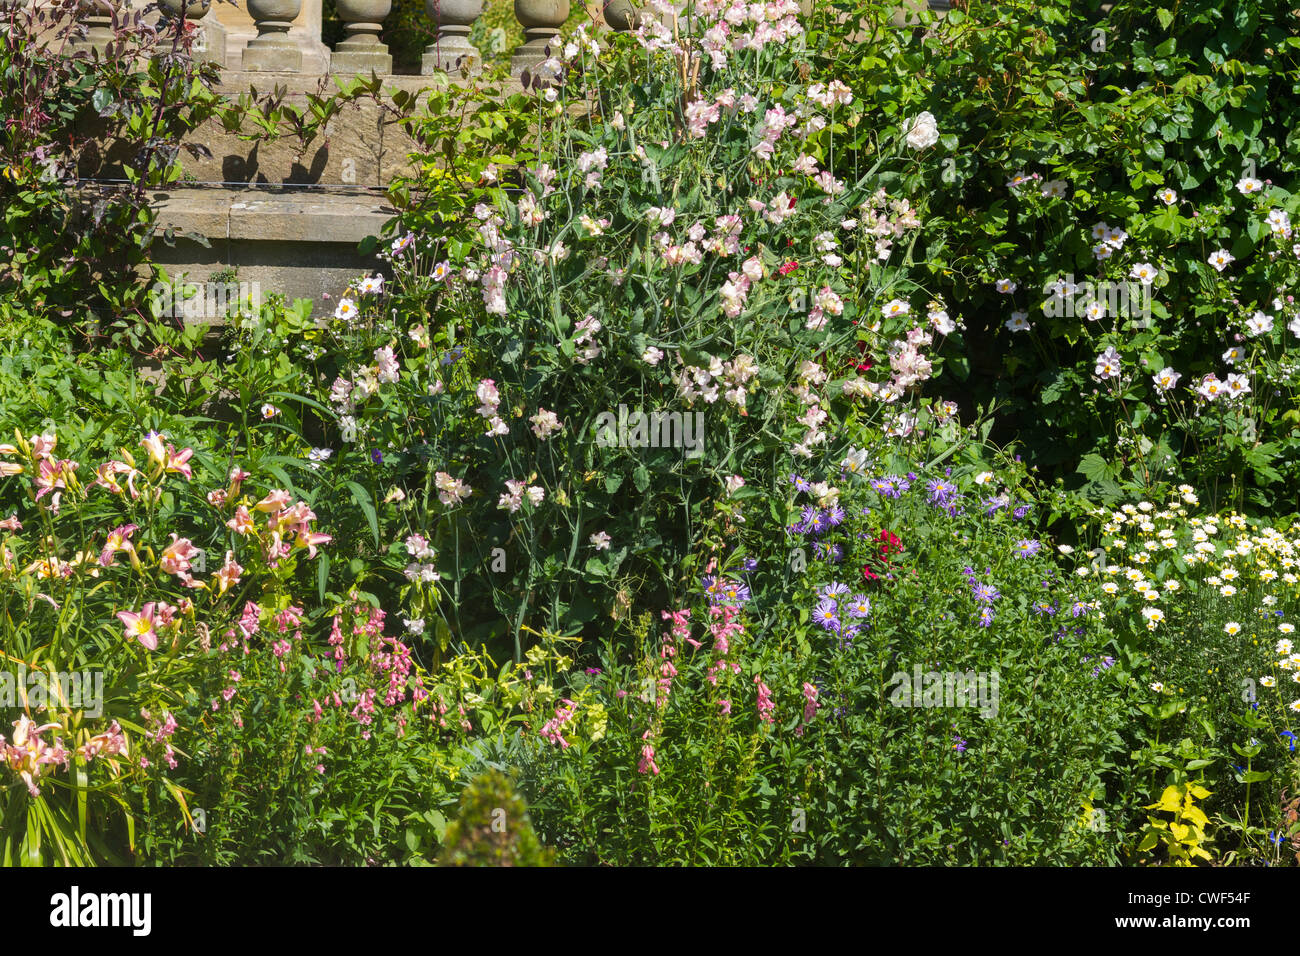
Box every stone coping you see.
[151,186,395,243]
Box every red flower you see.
[778,260,800,276]
[863,530,903,583]
[878,530,903,557]
[852,340,873,373]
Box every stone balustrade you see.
[66,0,951,79]
[32,0,950,315]
[62,0,607,76]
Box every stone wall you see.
[55,0,950,313]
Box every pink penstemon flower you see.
[755,675,775,725]
[637,727,661,775]
[795,682,820,737]
[116,603,160,650]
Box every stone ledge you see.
[153,186,396,242]
[147,186,395,313]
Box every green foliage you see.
[0,2,223,321]
[440,768,555,865]
[821,0,1300,511]
[519,452,1131,864]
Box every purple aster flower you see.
[846,594,872,617]
[983,495,1011,516]
[1032,600,1057,617]
[820,582,850,600]
[792,474,811,492]
[813,598,840,632]
[371,448,384,464]
[1070,601,1090,618]
[803,507,829,535]
[825,505,847,527]
[978,606,995,628]
[813,542,843,563]
[906,471,917,482]
[1013,504,1031,520]
[1012,539,1041,559]
[870,477,902,498]
[927,478,958,506]
[719,580,751,604]
[742,557,759,572]
[952,735,968,753]
[970,582,1001,604]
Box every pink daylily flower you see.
[255,489,292,513]
[159,534,199,576]
[226,506,255,535]
[116,603,160,650]
[99,524,140,569]
[214,551,243,595]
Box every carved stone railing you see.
[69,0,953,79]
[67,0,592,76]
[49,0,951,314]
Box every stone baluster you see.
[75,0,120,53]
[332,0,391,74]
[157,0,226,63]
[602,0,644,32]
[423,0,483,75]
[511,0,568,76]
[159,0,211,26]
[244,0,303,71]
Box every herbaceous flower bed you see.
[4,0,1300,865]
